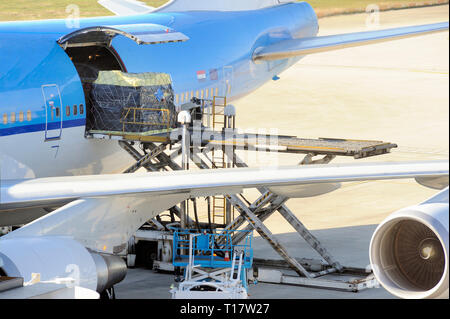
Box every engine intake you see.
[370,195,448,299]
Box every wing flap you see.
[253,22,449,62]
[1,161,448,208]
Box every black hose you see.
[192,198,201,232]
[206,197,224,258]
[206,197,213,234]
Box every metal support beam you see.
[277,205,343,272]
[232,152,343,271]
[122,143,168,173]
[226,194,313,278]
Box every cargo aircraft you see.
[0,0,448,299]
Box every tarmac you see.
[115,5,449,299]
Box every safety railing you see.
[172,228,253,269]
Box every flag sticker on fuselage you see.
[210,69,218,81]
[197,70,206,82]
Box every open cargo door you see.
[58,23,189,48]
[57,24,187,139]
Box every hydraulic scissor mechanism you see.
[97,96,397,292]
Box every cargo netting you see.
[87,70,177,134]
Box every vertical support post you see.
[224,104,237,225]
[178,111,192,229]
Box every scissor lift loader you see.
[170,228,253,299]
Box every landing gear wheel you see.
[100,286,116,300]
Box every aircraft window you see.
[79,104,84,115]
[205,89,209,98]
[27,110,32,121]
[55,107,60,117]
[190,91,194,99]
[210,88,214,97]
[175,94,179,105]
[73,105,78,115]
[66,106,70,117]
[10,112,16,124]
[195,90,199,98]
[19,111,24,122]
[185,92,189,101]
[201,90,204,99]
[215,87,219,96]
[2,113,7,124]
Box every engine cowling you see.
[370,189,449,299]
[0,236,126,294]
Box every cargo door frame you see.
[57,24,190,49]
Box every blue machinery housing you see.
[172,228,254,270]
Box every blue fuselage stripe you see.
[0,118,86,137]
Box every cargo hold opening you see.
[65,45,125,132]
[65,44,177,135]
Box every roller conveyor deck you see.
[88,126,397,159]
[200,131,397,159]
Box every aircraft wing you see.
[97,0,154,16]
[254,22,449,62]
[1,160,448,209]
[1,160,447,257]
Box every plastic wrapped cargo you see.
[88,71,177,133]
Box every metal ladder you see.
[210,96,231,225]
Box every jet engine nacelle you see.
[0,236,126,295]
[370,191,449,299]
